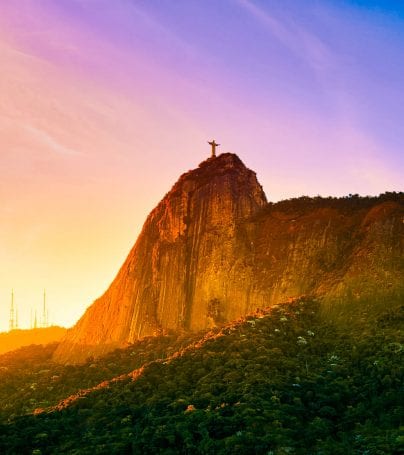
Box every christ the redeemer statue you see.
[208,140,220,158]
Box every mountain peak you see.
[192,153,251,185]
[198,152,245,170]
[53,154,403,364]
[170,152,265,201]
[54,153,267,363]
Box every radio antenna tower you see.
[9,289,16,331]
[42,289,48,328]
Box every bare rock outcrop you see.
[54,154,267,362]
[54,154,403,363]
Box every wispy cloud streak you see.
[24,125,79,156]
[237,0,335,74]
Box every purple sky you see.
[0,0,403,330]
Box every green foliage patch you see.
[0,332,202,422]
[0,297,402,454]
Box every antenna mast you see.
[42,289,48,328]
[9,290,15,331]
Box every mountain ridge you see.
[54,154,404,363]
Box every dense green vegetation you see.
[0,332,202,422]
[260,191,404,216]
[0,297,402,454]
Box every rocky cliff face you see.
[54,154,403,363]
[54,154,267,362]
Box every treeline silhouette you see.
[256,191,404,218]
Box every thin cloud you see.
[24,125,79,156]
[73,0,196,58]
[126,2,196,57]
[237,0,335,75]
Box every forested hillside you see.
[0,332,202,422]
[0,297,402,454]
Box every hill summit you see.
[54,154,403,363]
[54,154,267,362]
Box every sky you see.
[0,0,403,332]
